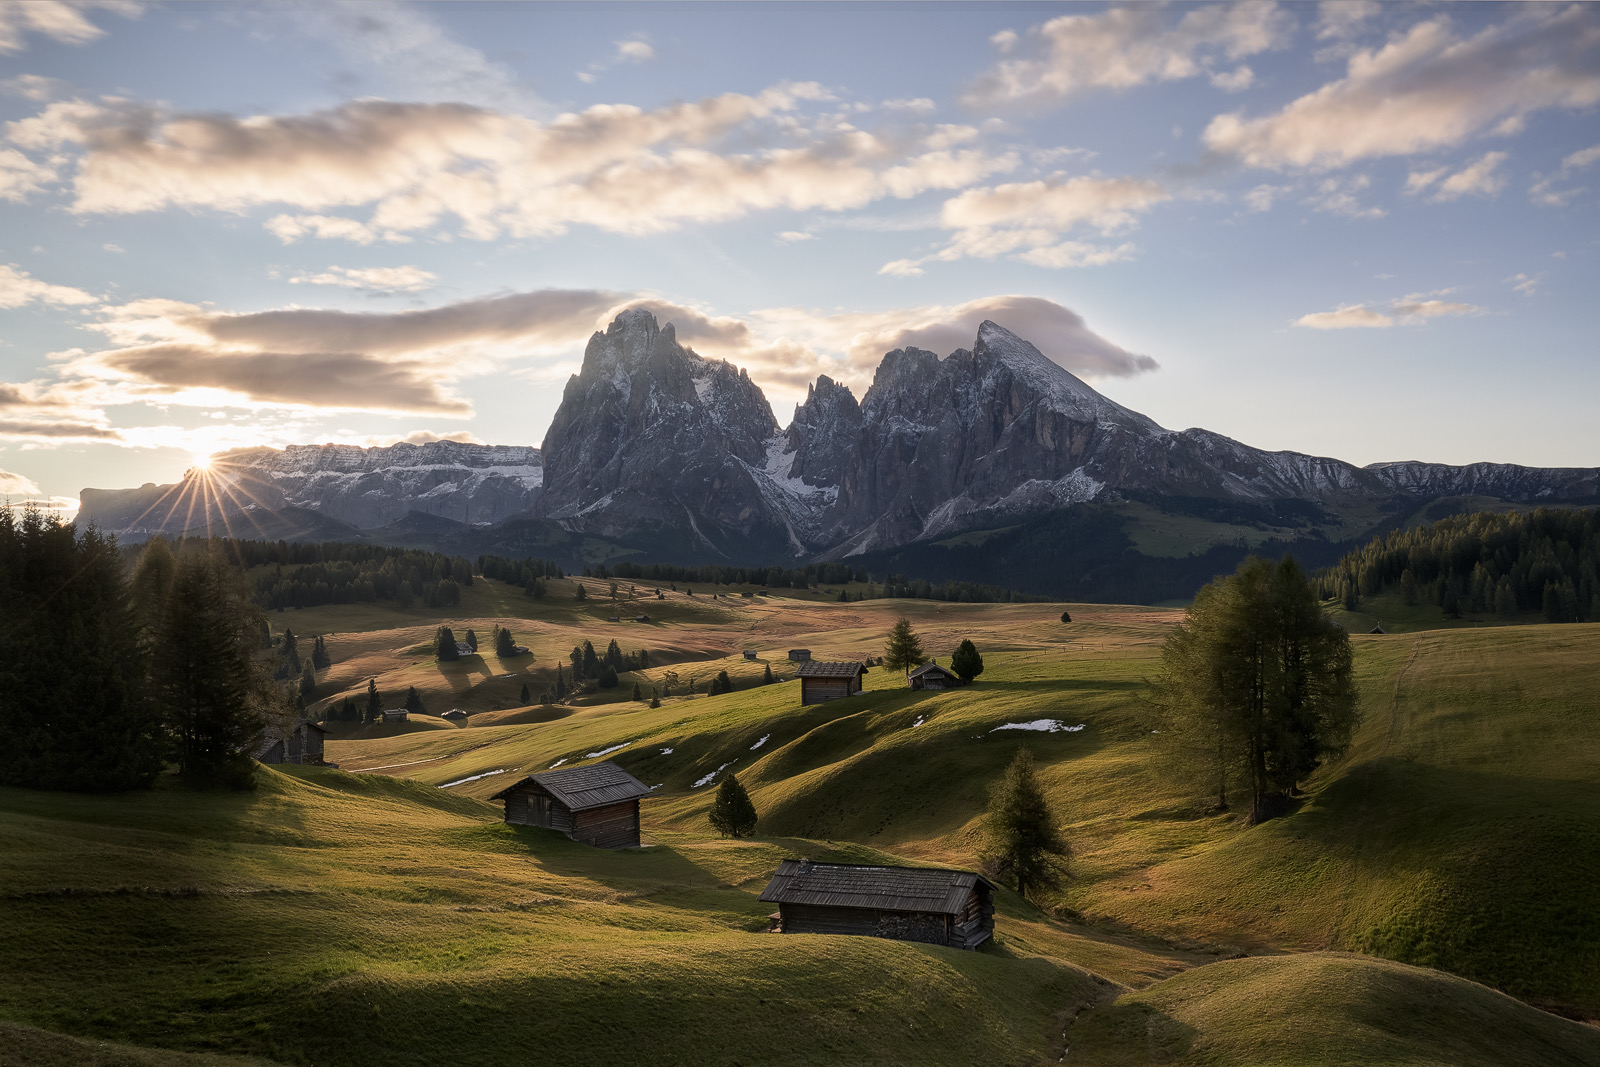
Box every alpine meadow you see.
[3,3,1599,1066]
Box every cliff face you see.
[533,308,791,555]
[81,309,1600,560]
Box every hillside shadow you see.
[435,656,495,690]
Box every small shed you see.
[455,642,474,657]
[489,761,651,849]
[381,709,409,723]
[255,720,328,765]
[788,649,812,662]
[634,614,651,622]
[743,650,758,660]
[1368,624,1388,635]
[442,709,468,721]
[758,859,996,950]
[607,615,621,622]
[908,662,961,691]
[797,660,865,704]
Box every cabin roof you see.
[907,662,957,679]
[488,760,651,811]
[758,859,994,915]
[796,660,864,679]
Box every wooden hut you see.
[796,661,865,704]
[758,859,996,949]
[254,720,328,765]
[489,761,651,849]
[907,662,960,691]
[381,709,409,724]
[787,649,812,662]
[743,650,758,660]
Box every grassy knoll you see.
[1068,953,1600,1066]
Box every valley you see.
[5,574,1599,1065]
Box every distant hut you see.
[758,859,996,949]
[1368,624,1388,635]
[455,642,474,657]
[255,720,328,765]
[743,650,758,660]
[796,661,865,704]
[441,709,468,721]
[907,662,960,691]
[489,761,651,849]
[634,614,650,622]
[787,649,812,662]
[381,709,408,724]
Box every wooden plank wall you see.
[572,799,640,849]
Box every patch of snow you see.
[692,375,714,402]
[549,758,567,768]
[750,734,770,750]
[990,720,1086,734]
[586,741,633,759]
[439,768,508,789]
[693,760,735,788]
[912,716,925,728]
[659,747,674,755]
[577,491,616,517]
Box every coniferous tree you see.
[762,663,773,685]
[465,629,478,653]
[0,509,163,791]
[632,682,642,701]
[650,694,661,708]
[130,536,177,637]
[1151,555,1356,822]
[951,639,985,683]
[434,626,460,662]
[312,633,331,670]
[495,625,516,658]
[883,617,926,674]
[598,666,619,689]
[981,748,1070,901]
[520,682,531,704]
[281,628,301,673]
[299,662,317,699]
[404,686,425,714]
[555,665,568,701]
[582,641,600,677]
[605,639,624,671]
[708,772,758,838]
[569,646,585,679]
[366,678,382,722]
[575,583,587,601]
[155,551,278,789]
[1059,611,1072,623]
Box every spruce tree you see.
[598,666,619,689]
[155,551,276,789]
[951,639,985,683]
[312,634,331,670]
[465,629,478,652]
[582,641,600,677]
[605,639,624,671]
[129,535,177,638]
[762,663,773,685]
[496,626,516,658]
[404,686,425,714]
[299,662,317,699]
[883,617,926,673]
[650,695,661,708]
[575,583,587,601]
[555,665,568,701]
[520,682,531,704]
[1059,611,1072,623]
[366,678,382,721]
[708,772,758,838]
[981,748,1070,901]
[434,626,460,662]
[632,682,642,700]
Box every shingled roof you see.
[758,859,994,915]
[488,760,652,811]
[907,662,957,680]
[796,660,865,679]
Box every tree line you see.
[1,514,294,792]
[1316,507,1600,622]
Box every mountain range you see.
[78,308,1600,600]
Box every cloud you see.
[616,39,654,62]
[1294,293,1483,328]
[0,147,56,202]
[1307,174,1384,217]
[578,36,657,82]
[16,87,1012,241]
[0,466,40,495]
[0,0,138,53]
[1205,8,1600,169]
[1508,271,1544,295]
[1316,0,1380,41]
[1530,141,1600,206]
[880,174,1169,274]
[1242,182,1289,212]
[0,263,95,308]
[1430,151,1509,200]
[357,429,486,447]
[776,231,814,243]
[2,73,69,101]
[964,1,1293,109]
[287,265,437,292]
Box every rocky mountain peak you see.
[786,374,862,488]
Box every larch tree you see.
[1150,555,1358,823]
[981,748,1070,902]
[882,617,926,674]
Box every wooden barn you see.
[489,761,651,849]
[759,859,996,950]
[796,660,865,704]
[907,662,960,691]
[255,720,328,766]
[381,709,408,724]
[787,649,812,662]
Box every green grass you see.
[7,595,1600,1064]
[1069,953,1600,1066]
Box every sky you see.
[0,0,1597,513]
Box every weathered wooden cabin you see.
[907,662,960,691]
[796,660,865,704]
[255,720,328,765]
[743,649,758,660]
[489,761,651,849]
[759,859,996,949]
[381,709,408,724]
[787,649,812,662]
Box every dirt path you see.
[1387,639,1423,749]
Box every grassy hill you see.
[5,582,1600,1064]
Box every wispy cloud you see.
[1529,142,1600,207]
[1406,151,1508,201]
[0,0,139,54]
[1205,8,1600,169]
[964,1,1293,110]
[1294,291,1484,329]
[0,263,95,308]
[286,265,437,292]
